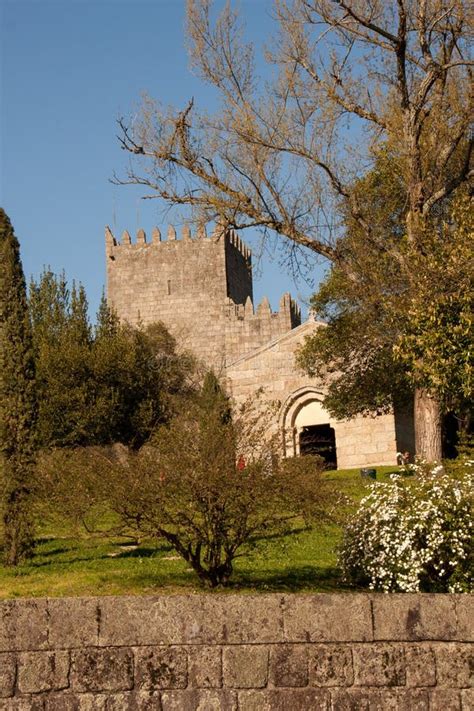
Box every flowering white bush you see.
[339,464,473,592]
[398,456,444,478]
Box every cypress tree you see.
[0,209,36,565]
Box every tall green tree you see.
[297,158,473,452]
[29,272,196,448]
[29,271,93,447]
[0,209,37,565]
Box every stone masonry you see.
[106,224,300,373]
[106,224,414,468]
[0,594,472,709]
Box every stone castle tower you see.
[106,223,301,370]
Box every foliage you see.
[0,466,400,597]
[394,195,473,410]
[297,167,472,453]
[35,446,117,536]
[0,209,37,565]
[339,463,473,592]
[41,375,342,588]
[296,248,410,419]
[29,272,195,448]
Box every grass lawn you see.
[0,466,398,598]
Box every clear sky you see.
[1,0,326,320]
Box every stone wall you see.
[224,293,301,365]
[106,225,237,371]
[0,594,471,710]
[106,225,300,370]
[226,321,403,468]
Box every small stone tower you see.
[106,223,301,370]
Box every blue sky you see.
[1,0,326,320]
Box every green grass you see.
[0,466,398,598]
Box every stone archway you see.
[279,386,336,462]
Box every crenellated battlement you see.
[223,292,301,363]
[224,293,301,324]
[105,224,252,263]
[106,221,300,369]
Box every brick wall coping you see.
[1,593,472,652]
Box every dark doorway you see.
[300,424,337,469]
[442,412,459,459]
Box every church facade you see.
[106,223,414,469]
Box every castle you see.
[106,224,414,469]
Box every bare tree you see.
[115,0,473,460]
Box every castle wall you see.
[223,293,301,365]
[106,225,253,372]
[226,321,401,469]
[106,225,301,371]
[105,223,413,469]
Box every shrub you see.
[38,375,341,587]
[339,463,473,592]
[102,374,343,587]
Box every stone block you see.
[17,651,69,694]
[332,688,429,711]
[160,690,237,711]
[329,688,372,710]
[309,644,353,686]
[405,645,436,687]
[0,698,45,711]
[435,644,473,687]
[44,694,108,710]
[105,692,162,710]
[461,688,474,710]
[218,596,284,644]
[455,596,474,642]
[376,689,429,710]
[269,644,308,687]
[237,688,330,711]
[353,643,405,687]
[187,645,222,688]
[372,594,458,641]
[222,645,268,688]
[283,594,372,642]
[0,654,15,698]
[70,648,134,692]
[99,596,198,646]
[48,598,99,648]
[429,689,462,711]
[0,600,48,651]
[135,646,187,690]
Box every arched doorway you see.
[279,387,338,468]
[299,424,337,468]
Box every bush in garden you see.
[37,374,343,587]
[339,462,473,592]
[102,373,341,587]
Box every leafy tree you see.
[115,0,473,460]
[297,188,473,451]
[0,209,37,565]
[29,271,93,447]
[394,195,473,414]
[29,272,195,448]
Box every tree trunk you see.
[414,388,442,461]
